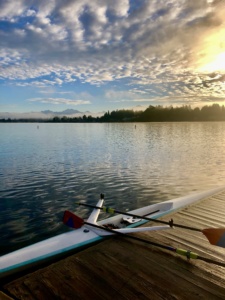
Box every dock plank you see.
[0,291,13,300]
[2,190,225,299]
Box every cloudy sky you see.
[1,0,225,115]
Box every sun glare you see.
[198,52,225,72]
[194,25,225,73]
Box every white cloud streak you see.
[28,97,91,105]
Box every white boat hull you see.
[0,186,224,279]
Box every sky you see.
[1,0,225,117]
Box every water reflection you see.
[0,122,225,255]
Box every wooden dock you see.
[1,190,225,299]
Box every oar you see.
[75,202,225,248]
[63,210,225,267]
[202,228,225,248]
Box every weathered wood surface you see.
[2,191,225,299]
[0,291,13,300]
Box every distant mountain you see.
[0,109,104,120]
[41,109,81,115]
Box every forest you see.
[1,104,225,122]
[64,104,225,122]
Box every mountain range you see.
[0,109,104,120]
[0,105,147,120]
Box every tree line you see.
[41,103,225,122]
[1,104,225,122]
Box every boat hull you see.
[1,186,224,279]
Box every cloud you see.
[0,0,27,20]
[28,97,91,105]
[1,0,225,107]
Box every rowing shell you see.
[0,186,224,279]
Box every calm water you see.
[1,122,225,255]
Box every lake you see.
[0,122,225,255]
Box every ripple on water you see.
[1,122,225,255]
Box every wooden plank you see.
[0,291,13,300]
[4,238,225,300]
[2,190,225,299]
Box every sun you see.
[198,52,225,73]
[193,25,225,73]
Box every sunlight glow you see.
[199,52,225,72]
[193,23,225,73]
